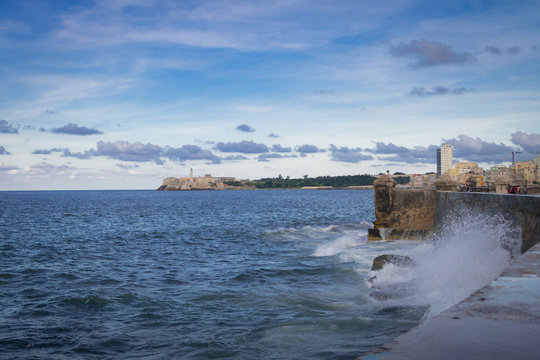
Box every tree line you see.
[225,174,410,189]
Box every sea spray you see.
[369,209,521,318]
[312,234,365,257]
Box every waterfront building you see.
[486,167,495,183]
[411,174,425,188]
[534,155,540,183]
[514,161,537,186]
[161,171,232,190]
[454,161,479,174]
[409,173,436,188]
[424,173,437,187]
[475,174,486,187]
[436,143,453,178]
[486,167,500,187]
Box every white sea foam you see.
[264,210,520,321]
[370,210,521,318]
[262,224,368,243]
[312,235,364,257]
[359,220,374,229]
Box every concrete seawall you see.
[435,192,540,254]
[368,174,540,254]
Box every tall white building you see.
[437,143,453,178]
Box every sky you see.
[1,0,540,190]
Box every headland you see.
[157,169,255,191]
[157,170,378,190]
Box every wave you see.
[369,210,521,318]
[261,223,369,246]
[311,235,365,257]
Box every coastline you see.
[157,185,375,191]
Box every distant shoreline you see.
[157,185,374,191]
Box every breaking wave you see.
[368,210,521,318]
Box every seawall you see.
[368,175,540,254]
[435,191,540,254]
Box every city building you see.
[410,174,425,188]
[454,161,480,174]
[514,161,537,186]
[475,174,486,187]
[436,143,453,178]
[534,155,540,183]
[485,167,501,187]
[410,173,437,188]
[433,151,538,193]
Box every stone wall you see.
[368,175,437,240]
[369,177,540,254]
[435,192,540,254]
[390,188,436,230]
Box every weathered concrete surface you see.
[361,241,540,360]
[368,175,436,240]
[372,174,397,230]
[390,188,436,231]
[527,184,540,195]
[435,192,540,254]
[369,180,540,254]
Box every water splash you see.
[370,209,521,318]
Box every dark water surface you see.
[0,190,425,359]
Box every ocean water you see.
[0,190,517,359]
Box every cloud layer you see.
[236,124,255,133]
[0,120,19,134]
[0,146,11,155]
[485,46,521,56]
[390,39,475,69]
[444,135,516,163]
[408,86,471,96]
[215,141,269,154]
[511,131,540,154]
[51,123,104,136]
[330,145,373,163]
[163,145,221,164]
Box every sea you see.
[0,189,518,359]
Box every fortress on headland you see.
[157,169,247,191]
[158,168,232,190]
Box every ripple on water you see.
[1,189,420,359]
[61,295,109,309]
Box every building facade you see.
[436,143,453,178]
[514,161,537,186]
[534,155,540,183]
[454,161,479,174]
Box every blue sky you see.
[1,0,539,190]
